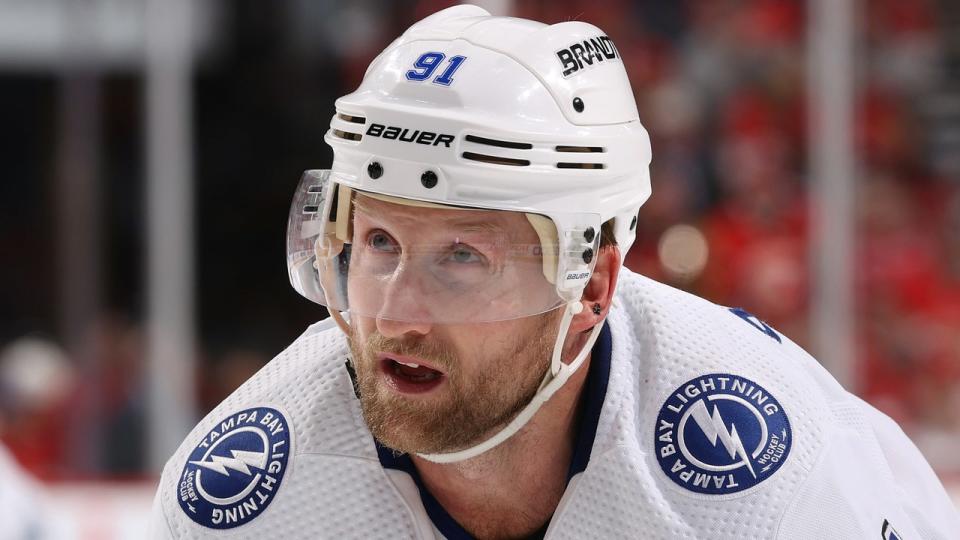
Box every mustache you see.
[353,331,458,372]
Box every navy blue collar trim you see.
[566,320,611,479]
[376,321,612,540]
[376,442,468,539]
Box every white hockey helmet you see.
[288,4,651,323]
[286,5,652,461]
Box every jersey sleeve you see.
[858,396,960,537]
[148,475,175,539]
[776,395,959,539]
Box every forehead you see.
[352,193,538,241]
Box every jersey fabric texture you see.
[149,268,959,539]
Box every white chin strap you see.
[416,301,604,464]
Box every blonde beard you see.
[349,311,560,455]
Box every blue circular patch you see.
[654,374,791,495]
[177,407,291,529]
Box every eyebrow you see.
[351,195,376,215]
[448,220,505,235]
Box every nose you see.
[374,266,434,339]
[376,315,432,339]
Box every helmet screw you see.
[630,215,637,230]
[573,97,585,113]
[367,161,383,179]
[421,170,438,189]
[582,247,594,264]
[583,226,596,243]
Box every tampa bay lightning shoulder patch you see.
[177,407,291,528]
[654,374,791,495]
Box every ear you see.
[568,246,621,334]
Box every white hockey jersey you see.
[149,268,959,539]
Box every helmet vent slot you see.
[465,135,533,150]
[462,152,531,167]
[555,145,604,153]
[332,129,362,142]
[557,162,605,169]
[337,113,367,124]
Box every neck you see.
[411,352,593,539]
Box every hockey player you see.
[149,5,959,539]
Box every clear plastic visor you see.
[287,170,598,324]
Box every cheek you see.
[452,321,522,366]
[349,317,377,358]
[354,316,375,338]
[346,276,372,313]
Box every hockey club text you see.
[556,35,620,77]
[366,123,455,148]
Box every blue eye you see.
[368,231,398,252]
[449,244,482,264]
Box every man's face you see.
[345,194,561,454]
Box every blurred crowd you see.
[1,0,958,479]
[597,0,960,437]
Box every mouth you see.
[377,353,446,395]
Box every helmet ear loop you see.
[544,301,584,382]
[329,308,351,335]
[314,239,352,335]
[316,183,355,336]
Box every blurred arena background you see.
[1,0,958,536]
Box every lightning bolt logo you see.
[177,407,291,528]
[190,449,267,477]
[689,400,757,479]
[655,375,791,496]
